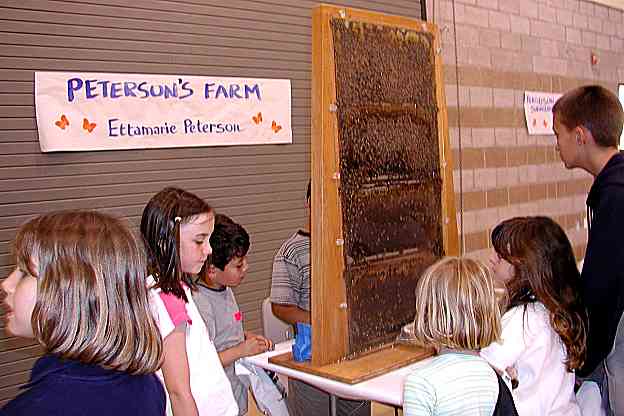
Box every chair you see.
[261,297,294,344]
[261,297,293,395]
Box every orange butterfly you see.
[252,112,262,125]
[83,118,96,133]
[55,114,69,130]
[543,119,548,128]
[271,120,282,133]
[532,118,537,127]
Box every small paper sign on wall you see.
[35,72,292,152]
[524,91,562,135]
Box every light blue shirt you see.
[403,352,498,416]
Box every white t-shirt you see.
[480,302,581,416]
[148,277,238,416]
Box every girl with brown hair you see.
[1,211,165,415]
[481,216,587,416]
[141,187,237,416]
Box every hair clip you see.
[174,216,182,223]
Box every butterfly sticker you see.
[252,112,263,125]
[83,118,96,133]
[543,119,548,128]
[532,118,537,127]
[271,120,282,133]
[55,114,69,130]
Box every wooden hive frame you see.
[269,4,458,384]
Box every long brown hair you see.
[491,216,586,371]
[140,187,213,301]
[14,211,162,374]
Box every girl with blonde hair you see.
[1,211,165,415]
[403,256,510,416]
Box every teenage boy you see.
[193,214,272,415]
[270,181,371,416]
[552,85,624,413]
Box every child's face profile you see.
[179,212,215,275]
[2,263,37,339]
[213,256,249,288]
[489,251,515,289]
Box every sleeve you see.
[193,292,218,341]
[480,306,535,371]
[270,248,299,306]
[582,188,624,375]
[403,372,436,416]
[149,289,190,339]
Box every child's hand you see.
[239,336,270,357]
[245,332,274,351]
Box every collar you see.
[197,280,227,292]
[24,354,117,390]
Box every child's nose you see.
[202,241,212,257]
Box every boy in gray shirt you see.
[193,214,272,415]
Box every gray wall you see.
[0,0,423,405]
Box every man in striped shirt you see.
[269,181,370,416]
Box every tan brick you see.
[479,28,501,48]
[596,34,610,51]
[486,188,509,207]
[463,190,487,210]
[557,8,574,25]
[507,148,527,166]
[484,147,507,168]
[461,5,490,28]
[510,15,530,35]
[465,230,489,252]
[531,20,566,41]
[500,0,523,15]
[529,183,548,200]
[533,56,567,76]
[475,168,498,189]
[472,128,496,147]
[489,10,510,31]
[469,86,493,107]
[582,30,597,47]
[495,128,516,146]
[522,35,541,54]
[501,33,523,51]
[527,146,546,164]
[588,16,603,33]
[541,39,560,58]
[538,4,557,23]
[459,148,485,169]
[509,184,530,204]
[580,1,595,16]
[476,0,498,9]
[573,14,588,29]
[493,88,515,108]
[566,27,582,44]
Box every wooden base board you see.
[268,344,433,384]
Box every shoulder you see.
[276,232,310,257]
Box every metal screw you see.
[329,103,338,112]
[332,172,340,180]
[339,303,348,309]
[336,238,344,246]
[339,9,346,18]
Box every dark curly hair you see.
[209,214,250,271]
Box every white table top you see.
[242,340,423,406]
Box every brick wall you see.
[426,0,623,262]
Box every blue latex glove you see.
[292,322,312,362]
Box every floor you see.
[247,395,401,416]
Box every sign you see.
[524,91,561,135]
[35,72,292,152]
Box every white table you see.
[243,340,422,414]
